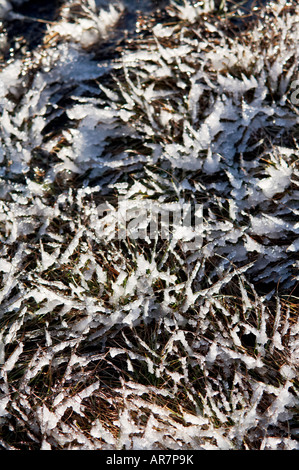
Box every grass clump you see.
[0,0,298,450]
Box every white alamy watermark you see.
[95,198,204,250]
[290,79,299,105]
[0,333,4,366]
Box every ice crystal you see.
[0,0,298,451]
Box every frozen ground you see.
[0,0,298,450]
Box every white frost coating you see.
[250,214,296,238]
[0,1,12,19]
[153,23,177,38]
[203,149,221,174]
[0,395,10,419]
[258,160,292,198]
[0,0,297,451]
[59,227,85,264]
[0,259,11,273]
[206,342,217,364]
[90,419,115,445]
[287,238,299,252]
[37,404,60,432]
[170,0,215,22]
[1,343,23,373]
[51,3,124,48]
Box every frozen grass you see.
[0,0,298,449]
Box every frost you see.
[258,160,293,198]
[250,214,297,238]
[51,2,124,48]
[170,0,215,22]
[0,0,298,451]
[0,1,12,19]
